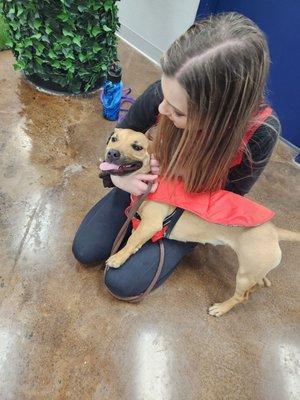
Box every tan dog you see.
[101,128,300,316]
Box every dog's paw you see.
[208,303,228,317]
[106,252,129,269]
[106,254,122,268]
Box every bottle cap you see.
[107,63,122,83]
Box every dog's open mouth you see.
[100,160,143,175]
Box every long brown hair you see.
[153,12,273,192]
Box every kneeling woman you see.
[72,12,280,298]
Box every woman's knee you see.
[103,239,196,297]
[72,237,108,265]
[104,267,143,298]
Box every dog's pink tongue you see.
[100,161,120,171]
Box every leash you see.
[103,182,166,302]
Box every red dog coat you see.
[127,107,275,242]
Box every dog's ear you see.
[106,131,114,145]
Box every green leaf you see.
[72,36,81,46]
[78,68,90,77]
[56,75,68,87]
[31,33,42,40]
[60,0,72,7]
[5,38,14,48]
[41,35,50,44]
[63,59,73,69]
[18,13,27,25]
[7,7,15,19]
[23,38,33,48]
[60,37,72,46]
[14,31,21,40]
[34,63,44,74]
[48,49,56,59]
[91,26,102,37]
[27,20,34,30]
[52,60,61,69]
[14,60,26,70]
[36,43,45,56]
[53,42,61,51]
[104,0,113,12]
[45,25,52,35]
[9,20,18,30]
[57,12,69,22]
[62,48,75,60]
[103,25,112,32]
[78,5,86,12]
[16,7,23,17]
[23,50,32,59]
[15,44,22,53]
[78,53,86,62]
[33,19,42,29]
[62,28,74,38]
[35,57,44,65]
[92,3,102,11]
[92,44,102,54]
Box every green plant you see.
[0,12,10,50]
[2,0,120,93]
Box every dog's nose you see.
[107,149,121,162]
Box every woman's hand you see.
[111,154,160,196]
[111,173,158,195]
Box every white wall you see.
[117,0,200,64]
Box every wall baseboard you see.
[279,136,300,153]
[117,23,162,66]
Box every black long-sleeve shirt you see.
[103,80,280,196]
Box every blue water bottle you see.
[102,63,123,121]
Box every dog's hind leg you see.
[208,270,257,317]
[208,240,282,317]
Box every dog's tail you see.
[276,228,300,242]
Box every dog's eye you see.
[111,137,118,143]
[132,144,143,151]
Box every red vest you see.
[129,107,275,242]
[230,106,273,167]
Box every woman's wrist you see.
[111,173,158,196]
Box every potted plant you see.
[1,0,120,94]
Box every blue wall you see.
[196,0,300,148]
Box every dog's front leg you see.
[106,219,163,268]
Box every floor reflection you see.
[136,328,170,400]
[278,342,300,399]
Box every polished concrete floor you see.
[0,40,299,400]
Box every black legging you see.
[72,188,197,298]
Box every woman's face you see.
[158,75,188,129]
